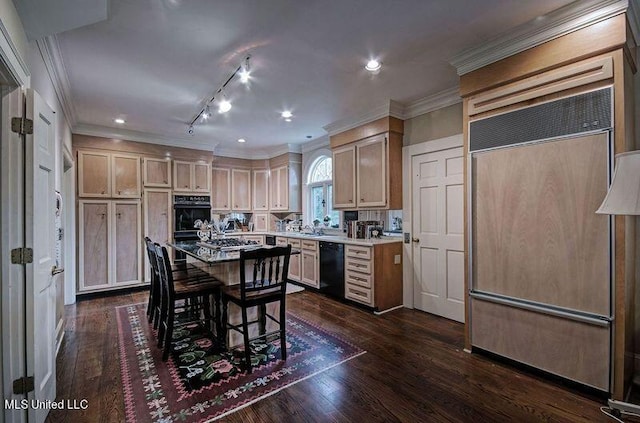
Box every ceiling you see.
[20,0,578,155]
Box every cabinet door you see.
[301,251,319,288]
[78,151,111,197]
[253,169,269,211]
[289,253,301,282]
[113,201,141,286]
[270,166,288,210]
[231,169,251,211]
[333,146,356,208]
[143,157,171,187]
[173,161,192,191]
[193,162,211,192]
[212,168,231,211]
[269,167,279,209]
[112,154,141,198]
[143,189,171,281]
[78,201,110,290]
[357,135,387,207]
[253,213,268,231]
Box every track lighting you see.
[187,54,252,134]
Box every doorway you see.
[402,134,465,322]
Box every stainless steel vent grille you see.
[469,88,612,152]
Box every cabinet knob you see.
[360,198,364,202]
[163,180,167,183]
[101,191,105,194]
[412,238,419,243]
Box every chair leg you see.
[146,283,154,321]
[258,304,266,335]
[280,301,287,361]
[221,297,228,350]
[241,307,252,373]
[162,308,174,361]
[214,290,222,346]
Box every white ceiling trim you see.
[322,100,405,137]
[74,123,219,152]
[214,143,302,160]
[403,87,461,119]
[0,18,30,86]
[37,35,77,128]
[450,0,630,76]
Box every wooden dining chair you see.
[154,243,223,361]
[221,245,291,373]
[144,237,208,328]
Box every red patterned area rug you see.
[116,303,365,422]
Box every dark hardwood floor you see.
[47,289,618,422]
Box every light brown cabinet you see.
[253,169,269,211]
[211,167,231,211]
[300,239,319,288]
[253,213,268,231]
[276,237,301,282]
[143,189,172,281]
[231,169,251,211]
[332,145,356,208]
[356,135,386,207]
[344,245,374,306]
[143,157,171,187]
[269,165,289,211]
[78,150,141,198]
[78,199,143,292]
[173,160,211,193]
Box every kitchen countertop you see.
[230,231,403,246]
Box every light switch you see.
[394,254,401,264]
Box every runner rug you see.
[116,303,365,422]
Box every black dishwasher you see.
[319,241,344,299]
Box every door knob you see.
[412,238,419,243]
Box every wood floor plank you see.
[46,290,615,423]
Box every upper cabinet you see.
[211,167,231,211]
[173,160,211,193]
[269,165,289,211]
[78,150,141,198]
[143,157,171,187]
[332,145,356,208]
[231,168,251,211]
[330,117,403,210]
[253,169,269,211]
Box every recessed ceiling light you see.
[281,111,292,119]
[365,59,382,72]
[285,118,292,122]
[114,118,126,124]
[237,138,246,143]
[218,99,232,113]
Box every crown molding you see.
[74,123,219,152]
[301,135,330,153]
[37,35,77,128]
[207,142,301,160]
[450,0,629,76]
[322,100,404,136]
[403,87,461,119]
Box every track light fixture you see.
[187,55,251,133]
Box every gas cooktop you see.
[197,237,259,251]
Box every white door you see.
[412,147,464,322]
[25,89,57,422]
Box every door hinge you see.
[11,117,33,135]
[12,376,34,394]
[11,247,33,264]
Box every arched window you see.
[308,156,339,228]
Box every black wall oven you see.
[173,195,211,261]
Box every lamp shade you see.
[596,150,640,215]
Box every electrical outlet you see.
[394,254,401,264]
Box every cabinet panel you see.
[253,169,269,211]
[113,202,141,285]
[193,163,211,192]
[269,165,288,210]
[79,201,110,289]
[174,161,192,191]
[78,151,110,197]
[301,251,319,288]
[333,146,356,208]
[253,213,268,231]
[212,168,231,211]
[112,154,141,198]
[143,189,171,282]
[143,157,171,187]
[357,136,386,207]
[345,283,373,306]
[231,169,251,211]
[289,251,301,282]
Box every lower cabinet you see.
[277,237,301,282]
[345,245,373,306]
[79,199,143,292]
[300,239,319,288]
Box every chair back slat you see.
[239,246,291,300]
[154,243,176,304]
